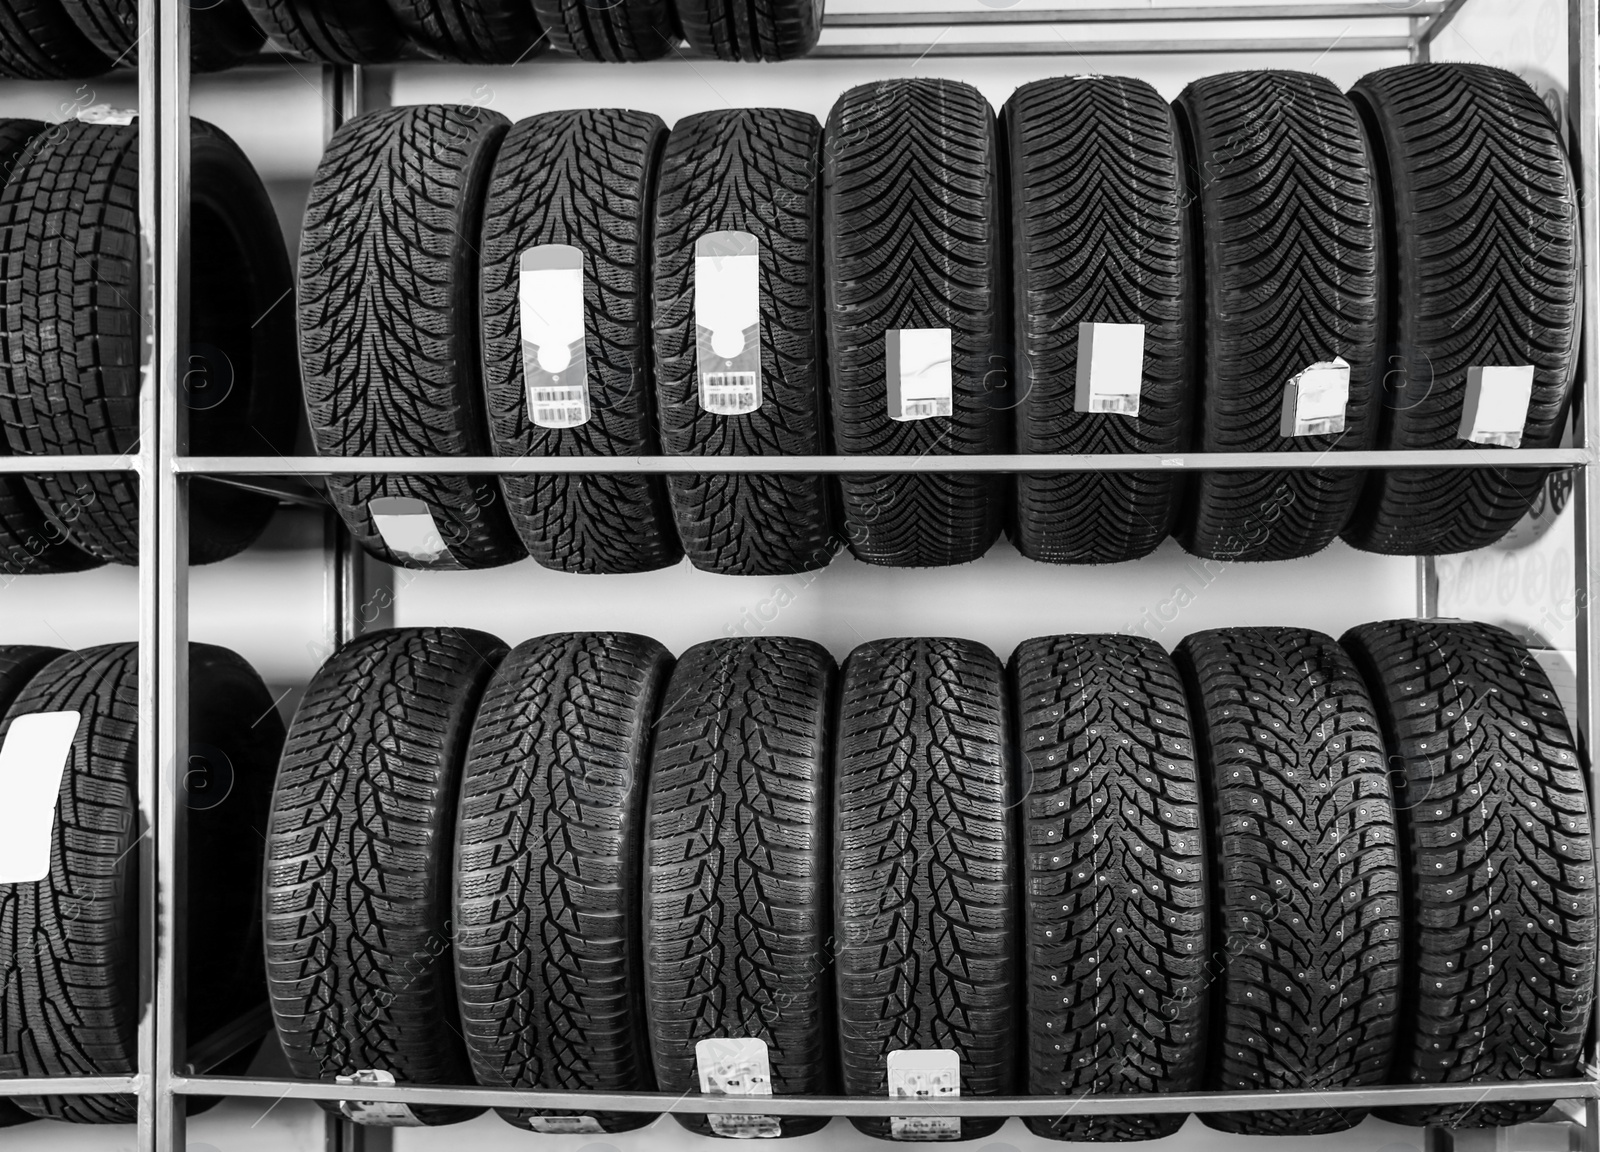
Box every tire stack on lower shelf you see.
[0,642,285,1123]
[263,618,1594,1136]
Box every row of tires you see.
[252,619,1591,1138]
[0,63,1574,575]
[300,64,1579,576]
[0,0,817,78]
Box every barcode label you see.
[1280,357,1350,437]
[526,1115,603,1134]
[697,1037,780,1139]
[1459,365,1534,447]
[887,1049,959,1142]
[521,245,590,429]
[886,329,953,421]
[695,231,763,415]
[703,372,758,414]
[336,1070,425,1128]
[1075,321,1145,416]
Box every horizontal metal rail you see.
[809,35,1411,53]
[174,449,1589,476]
[171,1076,1597,1114]
[0,1075,142,1097]
[826,3,1442,25]
[0,455,138,474]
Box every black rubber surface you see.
[0,0,109,78]
[1342,64,1581,556]
[1005,77,1194,565]
[1011,634,1205,1142]
[1175,627,1400,1135]
[0,118,103,577]
[834,636,1014,1141]
[676,0,817,60]
[61,0,265,70]
[643,637,835,1139]
[1343,620,1596,1128]
[1172,71,1381,561]
[653,109,836,576]
[386,0,546,61]
[479,109,679,574]
[0,643,282,1124]
[301,105,523,571]
[0,118,298,566]
[531,0,675,59]
[454,632,669,1134]
[266,627,506,1126]
[240,0,408,63]
[823,80,1008,568]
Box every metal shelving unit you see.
[1,0,1595,1148]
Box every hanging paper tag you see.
[1459,365,1534,447]
[520,244,589,429]
[368,496,448,564]
[886,328,953,421]
[336,1070,425,1127]
[887,1049,960,1142]
[1074,321,1144,416]
[696,1037,781,1139]
[526,1115,604,1134]
[0,711,79,884]
[694,231,762,415]
[1280,357,1351,437]
[76,105,136,126]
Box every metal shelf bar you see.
[171,1076,1597,1114]
[826,3,1439,24]
[0,455,138,474]
[0,1077,142,1097]
[173,449,1590,475]
[808,36,1411,54]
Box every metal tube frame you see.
[10,3,1592,1148]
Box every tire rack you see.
[0,0,1593,1149]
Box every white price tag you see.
[1459,365,1534,447]
[1074,321,1144,416]
[886,328,952,421]
[76,104,136,126]
[887,1049,960,1142]
[520,245,589,429]
[1280,357,1351,437]
[0,711,79,884]
[368,496,448,564]
[336,1070,425,1127]
[526,1115,604,1134]
[696,1037,781,1139]
[695,231,762,416]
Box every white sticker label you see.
[695,231,762,416]
[887,1049,959,1142]
[1074,321,1145,416]
[0,711,79,884]
[696,1037,781,1139]
[76,104,136,126]
[1459,365,1534,447]
[1280,357,1351,437]
[526,1115,604,1134]
[520,245,589,429]
[886,328,953,421]
[336,1070,425,1127]
[368,496,448,564]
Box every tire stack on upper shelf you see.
[0,0,823,76]
[295,62,1578,576]
[0,641,285,1122]
[263,617,1594,1135]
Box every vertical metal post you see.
[139,0,190,1147]
[1568,0,1600,1094]
[1415,556,1437,617]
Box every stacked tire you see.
[0,115,297,569]
[0,642,284,1121]
[266,618,1590,1134]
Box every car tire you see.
[653,109,836,576]
[1005,77,1194,565]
